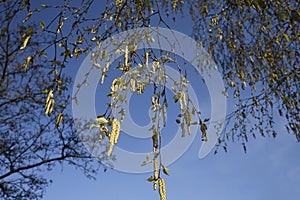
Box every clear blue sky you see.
[43,124,300,200]
[41,1,300,200]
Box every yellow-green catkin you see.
[107,118,120,157]
[45,90,54,116]
[158,178,166,200]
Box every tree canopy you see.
[0,0,299,199]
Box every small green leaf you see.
[39,21,45,29]
[204,118,210,122]
[173,94,179,103]
[96,117,108,125]
[163,166,170,176]
[41,89,49,94]
[20,35,31,50]
[89,124,100,130]
[23,11,33,23]
[147,176,154,182]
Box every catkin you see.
[153,159,159,180]
[151,61,159,73]
[179,91,186,110]
[55,112,63,128]
[158,178,166,200]
[153,180,157,190]
[112,118,120,144]
[107,143,114,157]
[145,52,149,69]
[153,159,159,190]
[20,35,31,50]
[185,109,192,135]
[173,0,179,10]
[107,118,120,157]
[163,106,166,127]
[23,56,32,72]
[111,78,119,92]
[45,90,54,116]
[130,78,136,92]
[137,83,144,94]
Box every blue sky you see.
[40,1,300,200]
[43,119,300,200]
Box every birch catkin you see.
[158,178,166,200]
[107,118,120,157]
[179,91,186,110]
[145,52,149,69]
[45,90,54,116]
[153,159,159,180]
[112,118,120,144]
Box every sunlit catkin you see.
[107,118,120,157]
[20,34,31,50]
[111,78,119,92]
[107,139,114,157]
[158,178,166,200]
[23,56,32,72]
[45,90,54,116]
[153,159,159,180]
[137,83,144,94]
[112,118,120,144]
[55,112,63,128]
[130,78,136,92]
[151,61,159,73]
[163,106,167,127]
[153,180,158,190]
[153,158,159,190]
[179,91,186,110]
[172,0,179,10]
[185,109,192,135]
[101,61,110,84]
[145,52,149,69]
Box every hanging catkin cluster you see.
[45,90,54,116]
[107,118,120,157]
